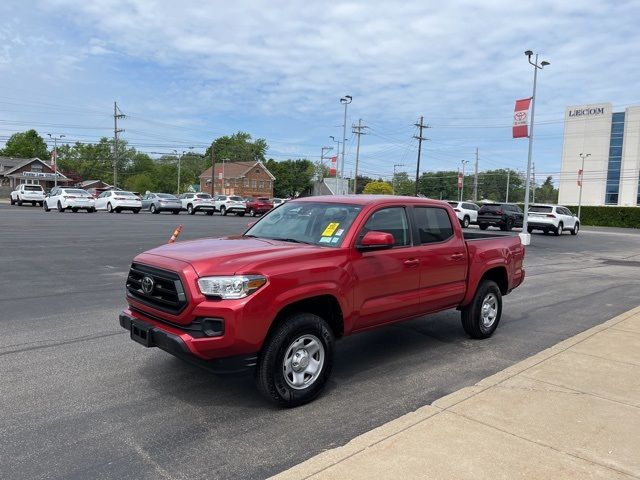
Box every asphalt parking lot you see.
[2,203,640,480]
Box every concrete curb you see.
[271,305,640,480]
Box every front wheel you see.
[10,197,15,205]
[221,206,227,216]
[187,204,195,215]
[43,201,50,212]
[17,198,23,206]
[58,201,65,213]
[571,222,579,235]
[150,204,158,214]
[555,222,563,236]
[255,313,334,407]
[71,208,79,213]
[461,280,502,339]
[462,216,470,228]
[527,226,533,234]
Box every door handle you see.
[450,253,464,261]
[404,259,420,267]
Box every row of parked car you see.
[9,184,286,216]
[447,200,580,236]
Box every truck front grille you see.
[126,263,187,314]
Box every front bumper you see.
[119,311,257,373]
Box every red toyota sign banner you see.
[457,172,463,188]
[50,150,57,172]
[577,169,583,186]
[329,156,337,177]
[513,98,532,138]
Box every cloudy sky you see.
[1,0,639,182]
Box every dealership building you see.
[558,103,640,206]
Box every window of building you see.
[605,112,625,205]
[413,207,453,244]
[265,181,271,189]
[251,179,257,188]
[244,178,249,187]
[259,180,264,189]
[31,164,43,173]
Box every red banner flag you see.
[50,150,57,172]
[329,156,337,177]
[513,98,532,138]
[577,169,583,186]
[457,172,463,188]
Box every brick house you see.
[0,157,70,190]
[199,161,275,197]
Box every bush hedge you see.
[516,204,640,228]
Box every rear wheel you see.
[187,204,195,215]
[462,216,470,228]
[571,222,579,235]
[555,222,563,236]
[107,202,114,213]
[221,206,227,216]
[249,208,256,217]
[255,312,334,407]
[150,204,158,214]
[505,218,514,231]
[479,223,488,230]
[58,201,65,213]
[461,280,502,339]
[31,201,36,206]
[527,226,533,234]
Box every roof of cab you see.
[292,195,447,206]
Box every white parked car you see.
[10,184,45,206]
[95,190,142,213]
[527,204,580,236]
[214,195,246,216]
[447,201,480,228]
[271,198,286,208]
[44,187,96,212]
[180,192,215,215]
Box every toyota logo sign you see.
[514,111,527,121]
[141,276,155,294]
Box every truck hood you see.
[142,236,318,276]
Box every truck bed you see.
[463,230,520,241]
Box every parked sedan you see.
[179,192,215,215]
[477,203,523,231]
[141,193,182,214]
[527,204,580,236]
[95,190,142,213]
[446,201,479,228]
[44,187,95,212]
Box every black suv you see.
[477,203,524,231]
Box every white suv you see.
[214,195,247,216]
[447,201,479,228]
[180,193,216,215]
[527,204,580,236]
[10,184,45,206]
[44,187,96,213]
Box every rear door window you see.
[413,207,454,244]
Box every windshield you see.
[245,202,362,247]
[529,205,553,213]
[157,193,178,199]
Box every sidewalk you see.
[273,306,640,480]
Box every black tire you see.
[555,222,563,236]
[462,216,470,228]
[255,312,334,407]
[527,226,533,234]
[461,280,502,339]
[505,218,514,231]
[17,198,23,206]
[10,197,15,205]
[31,201,36,206]
[88,208,96,213]
[71,208,79,213]
[38,202,43,207]
[172,210,180,215]
[543,229,549,235]
[479,223,488,230]
[115,208,121,213]
[237,212,245,217]
[187,204,195,215]
[150,204,158,214]
[133,209,140,214]
[58,201,65,213]
[221,206,227,216]
[43,201,50,212]
[107,202,114,213]
[206,210,214,216]
[571,222,579,235]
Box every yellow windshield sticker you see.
[322,222,340,236]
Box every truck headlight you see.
[197,275,267,299]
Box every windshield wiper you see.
[268,237,313,245]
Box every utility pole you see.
[392,163,405,195]
[460,160,469,201]
[113,102,125,188]
[47,133,65,188]
[506,170,511,203]
[532,161,536,203]
[210,145,215,196]
[414,116,429,196]
[473,147,479,201]
[352,119,367,194]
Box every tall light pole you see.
[522,50,550,243]
[339,95,352,187]
[577,153,590,220]
[460,160,469,201]
[47,133,65,187]
[392,163,405,195]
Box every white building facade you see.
[558,103,640,207]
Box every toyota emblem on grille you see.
[141,276,155,294]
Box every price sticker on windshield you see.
[322,222,340,236]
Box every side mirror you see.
[357,231,395,251]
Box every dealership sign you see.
[568,107,605,117]
[512,97,532,138]
[22,171,60,179]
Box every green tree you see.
[1,129,49,159]
[355,175,374,194]
[536,176,558,204]
[391,172,415,196]
[266,158,315,197]
[125,173,156,194]
[418,171,459,199]
[477,169,524,202]
[205,132,268,163]
[363,180,393,195]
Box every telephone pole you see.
[473,147,479,201]
[414,116,429,196]
[506,170,511,203]
[531,161,536,203]
[352,119,367,194]
[113,102,125,188]
[210,145,215,196]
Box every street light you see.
[460,160,470,201]
[521,50,550,244]
[47,133,65,187]
[339,95,352,190]
[577,153,591,220]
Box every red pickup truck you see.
[120,196,525,406]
